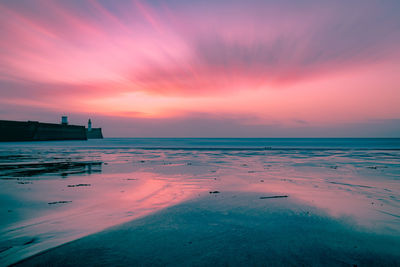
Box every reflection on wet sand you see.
[15,192,400,267]
[0,143,399,265]
[0,171,206,265]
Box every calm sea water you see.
[1,137,400,150]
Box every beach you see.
[15,192,400,266]
[2,0,400,264]
[1,138,400,265]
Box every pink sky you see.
[0,0,399,137]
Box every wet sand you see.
[1,139,400,265]
[15,192,400,266]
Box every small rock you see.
[67,184,91,187]
[48,201,72,205]
[24,238,37,245]
[260,195,288,199]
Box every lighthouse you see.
[86,119,103,139]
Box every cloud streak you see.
[0,0,399,136]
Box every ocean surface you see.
[1,137,399,150]
[1,138,400,265]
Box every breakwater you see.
[0,120,87,141]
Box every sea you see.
[1,138,400,265]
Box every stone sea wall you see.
[0,120,87,141]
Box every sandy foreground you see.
[14,192,400,266]
[1,140,400,266]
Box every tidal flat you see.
[0,138,399,266]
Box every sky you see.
[0,0,399,137]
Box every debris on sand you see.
[328,181,372,188]
[259,195,288,199]
[366,166,387,169]
[48,201,72,205]
[67,184,91,187]
[24,238,37,245]
[0,161,102,177]
[209,191,220,194]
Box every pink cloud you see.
[0,0,399,136]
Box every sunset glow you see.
[1,0,399,136]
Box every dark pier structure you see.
[0,117,103,142]
[86,119,103,139]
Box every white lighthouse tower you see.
[86,118,103,139]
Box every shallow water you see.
[0,138,399,265]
